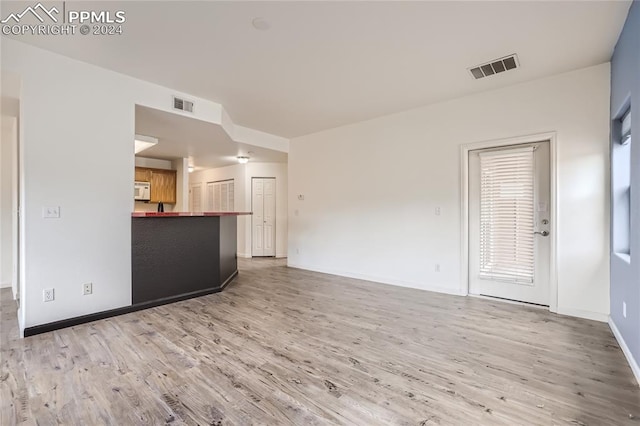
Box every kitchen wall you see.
[610,0,640,383]
[1,38,288,332]
[289,63,611,321]
[189,162,288,258]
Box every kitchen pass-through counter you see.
[132,212,251,305]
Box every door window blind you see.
[479,147,535,284]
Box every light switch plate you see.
[43,206,60,218]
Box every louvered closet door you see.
[469,142,550,305]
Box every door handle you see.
[534,230,549,237]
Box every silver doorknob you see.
[534,230,549,236]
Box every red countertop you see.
[132,212,252,217]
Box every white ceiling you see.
[135,105,287,170]
[5,1,631,137]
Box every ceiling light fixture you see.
[188,166,195,173]
[134,134,159,154]
[237,156,250,164]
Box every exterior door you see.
[469,142,550,305]
[252,178,276,256]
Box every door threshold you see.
[470,294,549,309]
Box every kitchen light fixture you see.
[134,134,158,154]
[188,166,195,173]
[237,156,250,164]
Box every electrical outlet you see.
[435,207,441,216]
[43,288,55,302]
[435,264,440,272]
[296,248,300,254]
[42,206,60,218]
[83,282,92,295]
[623,301,627,318]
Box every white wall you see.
[289,63,611,320]
[0,116,16,288]
[172,158,189,212]
[1,38,288,332]
[134,156,172,170]
[190,162,288,258]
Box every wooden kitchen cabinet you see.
[150,169,177,204]
[135,168,152,182]
[135,167,177,204]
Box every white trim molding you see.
[609,318,640,386]
[460,131,559,312]
[287,263,467,297]
[556,307,609,323]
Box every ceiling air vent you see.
[469,54,519,80]
[173,96,194,113]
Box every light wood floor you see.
[1,258,639,425]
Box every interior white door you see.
[469,142,550,305]
[252,178,276,256]
[189,183,202,212]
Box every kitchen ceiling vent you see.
[173,96,194,113]
[469,54,519,80]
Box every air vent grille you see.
[469,54,519,80]
[173,96,194,113]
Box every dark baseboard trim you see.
[220,270,238,290]
[24,270,239,337]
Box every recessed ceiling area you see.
[134,105,287,170]
[7,1,632,137]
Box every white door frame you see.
[460,132,558,313]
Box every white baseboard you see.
[287,262,466,296]
[0,281,11,289]
[276,254,288,259]
[556,306,609,322]
[609,318,640,386]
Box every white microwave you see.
[134,181,151,201]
